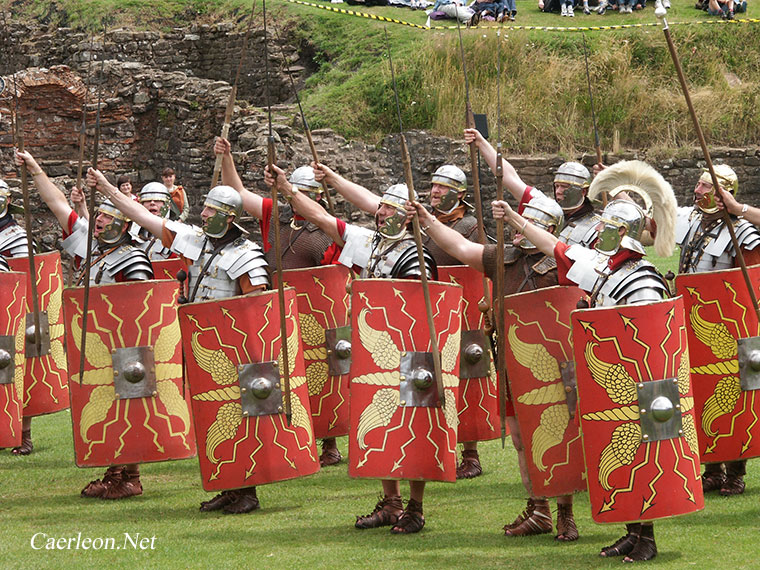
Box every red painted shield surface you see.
[64,280,196,466]
[571,297,703,524]
[676,266,760,463]
[8,252,69,417]
[348,278,463,481]
[151,257,186,282]
[438,265,501,443]
[504,285,587,498]
[279,265,351,439]
[0,272,26,448]
[179,288,319,491]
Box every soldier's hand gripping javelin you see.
[491,200,559,258]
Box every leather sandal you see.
[11,430,33,456]
[555,503,578,542]
[456,450,482,479]
[224,487,260,514]
[504,498,552,537]
[623,524,657,562]
[701,467,726,492]
[200,490,239,512]
[504,498,536,530]
[720,474,746,496]
[101,473,143,500]
[319,441,342,467]
[600,523,641,557]
[81,466,125,498]
[355,495,403,529]
[391,498,425,534]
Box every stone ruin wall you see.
[1,22,760,252]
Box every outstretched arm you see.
[15,150,73,229]
[70,186,89,220]
[87,168,164,237]
[313,162,380,215]
[406,200,485,271]
[214,137,265,219]
[717,188,760,225]
[464,128,530,201]
[492,199,558,256]
[265,164,344,246]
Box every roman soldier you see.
[214,137,344,466]
[16,150,154,499]
[494,160,703,563]
[129,181,177,260]
[674,164,760,496]
[266,163,457,535]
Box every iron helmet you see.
[96,199,131,245]
[139,182,172,218]
[203,185,242,238]
[290,165,322,201]
[594,199,648,255]
[378,183,416,239]
[696,164,738,214]
[518,194,564,251]
[431,165,467,214]
[553,162,590,212]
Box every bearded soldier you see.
[16,150,153,499]
[311,161,494,478]
[494,160,686,563]
[89,167,272,514]
[265,163,447,535]
[214,137,345,466]
[675,164,760,497]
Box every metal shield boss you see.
[0,272,27,448]
[8,252,69,417]
[179,288,318,491]
[504,285,587,498]
[438,265,501,443]
[278,264,352,440]
[63,280,195,467]
[676,266,760,463]
[571,297,704,524]
[348,279,463,482]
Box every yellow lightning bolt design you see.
[544,432,582,485]
[185,314,243,364]
[476,377,497,431]
[222,307,252,362]
[210,419,248,481]
[704,394,747,454]
[394,288,418,341]
[84,399,121,461]
[114,399,133,458]
[317,375,346,431]
[131,290,154,346]
[99,293,130,347]
[1,385,17,438]
[544,300,572,359]
[724,281,750,338]
[423,408,445,472]
[141,398,165,454]
[150,396,191,450]
[310,275,336,328]
[278,413,315,462]
[686,287,742,336]
[678,437,700,480]
[357,409,406,468]
[245,420,264,479]
[742,390,758,455]
[256,299,273,352]
[619,314,652,380]
[670,438,697,504]
[599,441,650,513]
[658,307,675,377]
[392,408,416,472]
[270,415,297,469]
[579,320,644,383]
[508,309,567,358]
[641,441,663,515]
[358,292,406,351]
[145,295,176,347]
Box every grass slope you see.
[1,409,758,568]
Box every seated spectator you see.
[708,0,735,18]
[427,0,476,25]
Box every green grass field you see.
[1,407,757,569]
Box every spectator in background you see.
[708,0,736,18]
[427,0,476,24]
[162,167,189,222]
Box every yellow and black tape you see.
[284,0,760,32]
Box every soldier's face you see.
[93,212,113,238]
[553,182,570,202]
[142,199,165,216]
[694,179,714,201]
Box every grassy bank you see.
[5,0,760,154]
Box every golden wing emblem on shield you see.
[206,402,242,463]
[358,308,401,371]
[689,304,737,359]
[598,422,641,490]
[701,376,741,437]
[584,342,637,405]
[531,403,570,471]
[191,331,238,386]
[508,324,560,383]
[356,388,400,449]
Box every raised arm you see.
[70,186,89,220]
[86,168,164,237]
[492,199,558,256]
[15,150,73,228]
[406,200,485,271]
[313,162,380,215]
[716,188,760,225]
[265,164,344,246]
[214,137,265,219]
[464,128,530,201]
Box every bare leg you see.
[391,481,426,534]
[355,480,402,529]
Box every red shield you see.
[0,272,26,448]
[279,265,351,439]
[675,266,760,463]
[179,288,319,491]
[63,280,196,467]
[8,252,70,417]
[438,265,501,443]
[504,285,587,498]
[151,257,187,282]
[348,278,463,482]
[571,297,704,524]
